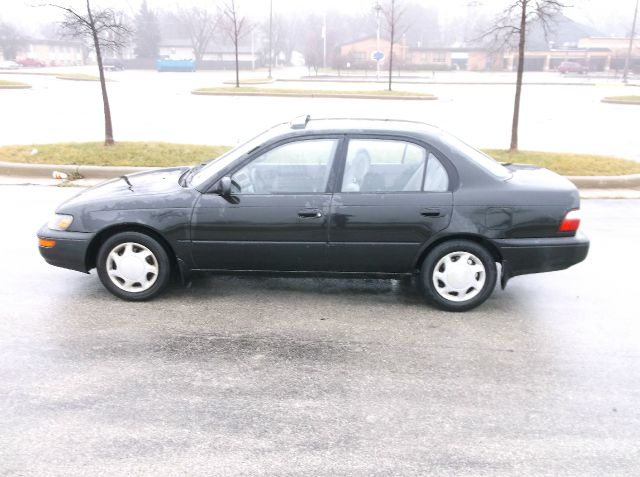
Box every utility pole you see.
[375,1,382,80]
[268,0,273,79]
[623,0,639,83]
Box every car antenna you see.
[289,115,310,129]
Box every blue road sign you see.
[372,50,385,62]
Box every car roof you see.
[279,116,443,140]
[306,117,442,136]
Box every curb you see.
[221,80,275,85]
[1,161,639,189]
[601,98,640,105]
[279,78,597,87]
[566,173,640,188]
[191,90,436,100]
[0,84,31,89]
[56,75,114,82]
[0,161,157,179]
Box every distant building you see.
[337,36,495,71]
[336,36,408,70]
[503,37,640,72]
[405,47,500,71]
[337,34,640,73]
[16,39,85,66]
[158,39,260,69]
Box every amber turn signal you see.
[38,238,56,248]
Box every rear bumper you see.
[37,224,95,273]
[493,231,589,287]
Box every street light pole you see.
[623,0,639,83]
[375,1,382,81]
[268,0,273,79]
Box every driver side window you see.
[231,139,338,194]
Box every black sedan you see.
[38,117,589,311]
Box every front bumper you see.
[37,224,96,273]
[493,231,590,288]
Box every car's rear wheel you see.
[420,240,497,312]
[96,232,171,301]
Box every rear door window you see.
[341,139,427,193]
[424,153,449,192]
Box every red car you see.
[558,61,589,74]
[17,58,46,67]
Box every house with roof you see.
[13,38,85,66]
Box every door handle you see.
[420,208,442,217]
[298,209,323,218]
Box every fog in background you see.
[1,0,637,39]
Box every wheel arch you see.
[414,233,503,270]
[85,223,178,272]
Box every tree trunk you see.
[387,0,395,91]
[87,0,114,146]
[510,0,527,152]
[234,34,240,87]
[194,47,203,64]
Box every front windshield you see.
[190,124,287,188]
[439,131,512,180]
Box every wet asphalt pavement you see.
[1,185,639,476]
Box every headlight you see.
[48,214,74,231]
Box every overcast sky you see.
[2,0,636,36]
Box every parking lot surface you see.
[1,68,639,161]
[1,185,639,476]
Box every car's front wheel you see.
[96,231,171,301]
[420,240,497,312]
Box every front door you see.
[191,137,342,271]
[328,137,453,273]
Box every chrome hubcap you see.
[432,251,486,302]
[106,242,158,293]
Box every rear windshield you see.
[440,132,512,180]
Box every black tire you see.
[96,231,171,301]
[420,240,497,312]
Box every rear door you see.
[328,136,453,273]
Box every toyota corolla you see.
[38,116,589,311]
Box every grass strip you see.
[486,149,640,176]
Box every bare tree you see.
[175,6,219,64]
[222,0,252,88]
[304,39,322,76]
[481,0,566,151]
[44,1,130,146]
[134,0,160,59]
[0,20,25,60]
[381,0,409,91]
[299,14,323,76]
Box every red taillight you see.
[559,209,581,232]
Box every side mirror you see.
[218,176,232,196]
